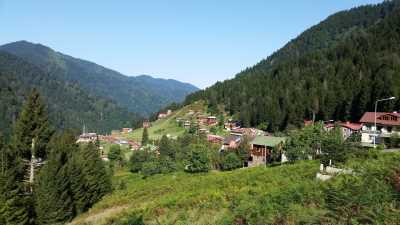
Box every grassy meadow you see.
[120,101,217,142]
[69,151,400,225]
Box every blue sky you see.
[0,0,382,88]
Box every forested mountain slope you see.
[185,0,400,131]
[0,41,199,115]
[0,51,138,135]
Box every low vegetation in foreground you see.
[71,151,400,225]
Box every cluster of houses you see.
[76,109,400,167]
[205,126,288,167]
[203,111,400,168]
[176,113,218,130]
[158,110,173,119]
[76,131,141,151]
[304,111,400,147]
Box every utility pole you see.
[29,138,36,193]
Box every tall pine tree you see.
[35,132,76,225]
[69,143,111,214]
[141,127,149,146]
[11,89,53,160]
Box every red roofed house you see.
[324,122,362,140]
[359,112,400,145]
[158,113,168,119]
[127,140,141,151]
[222,135,242,150]
[339,121,362,139]
[206,116,218,125]
[207,134,224,144]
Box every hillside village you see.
[77,99,400,168]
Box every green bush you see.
[141,161,161,178]
[221,152,242,171]
[129,150,155,173]
[158,156,177,174]
[185,145,210,173]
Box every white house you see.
[359,112,400,145]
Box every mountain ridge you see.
[0,50,139,135]
[0,41,199,115]
[184,0,400,131]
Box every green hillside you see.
[185,1,400,131]
[69,152,400,225]
[119,101,227,142]
[0,41,199,115]
[0,51,138,135]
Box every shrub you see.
[108,144,123,167]
[141,161,161,178]
[129,150,155,173]
[221,152,242,171]
[185,145,210,173]
[158,156,177,174]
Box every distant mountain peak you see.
[0,41,199,115]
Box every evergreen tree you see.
[236,137,250,167]
[35,133,76,225]
[158,135,175,159]
[185,144,209,173]
[11,89,53,160]
[69,143,111,214]
[141,127,149,146]
[221,152,242,171]
[0,132,5,176]
[129,150,154,173]
[0,158,30,225]
[108,145,123,167]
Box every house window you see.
[387,126,393,132]
[369,135,374,141]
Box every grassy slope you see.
[69,161,320,225]
[120,101,213,142]
[70,152,400,225]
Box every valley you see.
[1,1,400,225]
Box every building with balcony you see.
[359,112,400,145]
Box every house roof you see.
[207,134,224,141]
[325,122,362,130]
[250,136,286,147]
[359,112,400,126]
[224,135,241,145]
[339,122,362,130]
[231,128,265,137]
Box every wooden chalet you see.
[122,128,133,133]
[224,120,240,131]
[206,116,218,125]
[222,135,242,150]
[76,133,98,144]
[248,136,286,167]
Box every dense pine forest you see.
[184,0,400,131]
[0,51,138,135]
[0,90,111,225]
